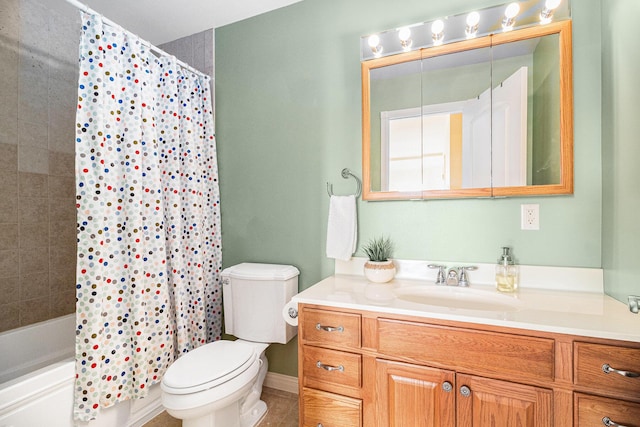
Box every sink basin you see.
[395,286,522,312]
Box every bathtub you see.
[0,315,163,427]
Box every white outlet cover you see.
[521,204,540,230]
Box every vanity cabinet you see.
[297,303,640,427]
[574,342,640,426]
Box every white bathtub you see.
[0,315,163,427]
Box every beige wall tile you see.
[19,197,49,223]
[0,223,19,249]
[20,271,49,300]
[18,145,49,174]
[20,222,50,248]
[0,195,18,223]
[48,175,74,198]
[0,143,18,171]
[19,296,50,326]
[0,114,18,146]
[19,172,48,197]
[49,151,75,177]
[0,276,20,305]
[0,249,19,276]
[19,246,49,274]
[0,302,20,332]
[18,119,48,149]
[49,198,75,222]
[50,221,77,248]
[50,266,75,294]
[50,289,75,318]
[50,243,75,267]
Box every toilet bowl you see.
[161,340,269,427]
[161,263,299,427]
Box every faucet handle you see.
[458,266,478,287]
[428,264,447,285]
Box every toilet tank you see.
[222,263,299,344]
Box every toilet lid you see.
[162,340,256,394]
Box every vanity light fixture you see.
[398,27,412,51]
[465,11,480,38]
[540,0,562,24]
[502,2,520,31]
[431,19,445,46]
[368,34,383,57]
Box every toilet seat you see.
[162,340,257,395]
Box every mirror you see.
[362,21,573,200]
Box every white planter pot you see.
[364,260,396,283]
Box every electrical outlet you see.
[521,204,540,230]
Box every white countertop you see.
[292,274,640,343]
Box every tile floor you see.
[144,387,299,427]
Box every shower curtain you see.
[74,13,222,421]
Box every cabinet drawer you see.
[576,393,640,427]
[378,319,555,383]
[575,342,640,400]
[302,387,362,427]
[301,308,361,349]
[302,345,362,390]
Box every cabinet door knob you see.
[316,323,344,332]
[602,363,640,378]
[317,424,324,427]
[603,416,629,427]
[442,381,453,392]
[460,385,471,397]
[316,361,344,372]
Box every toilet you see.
[161,263,299,427]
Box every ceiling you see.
[52,0,303,45]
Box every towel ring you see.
[327,168,362,198]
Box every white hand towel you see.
[326,195,357,261]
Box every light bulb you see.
[398,27,412,51]
[466,11,480,27]
[368,34,380,48]
[502,2,520,30]
[465,11,480,38]
[540,0,561,23]
[545,0,562,9]
[431,19,445,35]
[505,2,520,19]
[431,19,445,45]
[398,27,411,42]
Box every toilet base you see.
[240,400,267,427]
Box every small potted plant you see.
[362,236,396,283]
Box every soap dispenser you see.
[496,247,519,293]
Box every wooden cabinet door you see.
[375,359,455,427]
[456,374,552,426]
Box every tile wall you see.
[0,0,79,332]
[159,29,215,102]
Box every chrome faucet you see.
[446,268,459,286]
[429,264,477,286]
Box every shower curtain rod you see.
[64,0,210,79]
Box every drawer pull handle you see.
[316,361,344,372]
[602,363,640,378]
[316,323,344,333]
[603,416,629,427]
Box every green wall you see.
[216,0,604,377]
[602,0,640,303]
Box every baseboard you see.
[264,372,299,395]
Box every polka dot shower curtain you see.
[74,13,222,422]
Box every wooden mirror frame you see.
[362,20,573,201]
